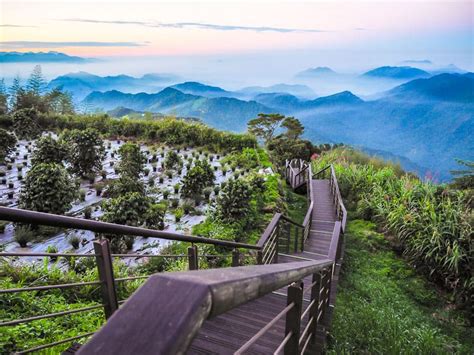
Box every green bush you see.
[14,226,34,247]
[19,163,79,215]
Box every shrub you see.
[0,128,17,163]
[164,150,183,170]
[69,234,81,249]
[181,160,215,198]
[61,128,105,177]
[175,208,184,222]
[31,135,68,166]
[46,245,58,260]
[83,206,92,219]
[15,226,34,247]
[12,108,41,140]
[117,142,146,179]
[19,163,79,215]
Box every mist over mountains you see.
[44,65,474,182]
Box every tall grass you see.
[312,148,472,306]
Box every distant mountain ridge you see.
[295,67,337,78]
[387,73,474,102]
[82,87,273,131]
[48,71,179,101]
[362,66,431,79]
[0,51,91,63]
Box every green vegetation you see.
[61,128,105,177]
[0,258,144,353]
[0,128,16,163]
[116,142,146,179]
[31,135,68,166]
[181,160,215,199]
[19,163,79,215]
[312,147,472,306]
[329,220,473,354]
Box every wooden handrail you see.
[0,206,260,250]
[77,260,333,355]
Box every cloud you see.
[0,41,146,49]
[0,24,38,28]
[62,18,326,33]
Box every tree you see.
[0,129,17,163]
[450,159,474,189]
[215,178,253,224]
[61,128,105,177]
[267,136,313,167]
[181,160,215,198]
[281,116,304,140]
[0,79,8,115]
[107,175,145,198]
[101,192,160,252]
[45,88,75,115]
[164,150,183,170]
[9,75,22,110]
[117,142,146,179]
[247,113,286,145]
[19,163,79,214]
[27,65,46,96]
[31,135,68,166]
[12,108,41,139]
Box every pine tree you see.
[9,75,22,109]
[0,79,8,114]
[27,65,46,96]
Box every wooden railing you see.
[1,160,348,354]
[78,260,334,355]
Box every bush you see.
[31,135,68,166]
[14,226,34,247]
[12,108,41,140]
[61,128,105,177]
[69,234,81,249]
[46,245,58,260]
[175,208,184,222]
[181,160,215,198]
[0,128,17,163]
[117,142,146,179]
[19,163,79,215]
[164,150,183,170]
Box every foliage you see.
[61,128,105,177]
[247,113,286,145]
[220,148,271,170]
[281,116,304,140]
[106,175,145,198]
[26,65,47,96]
[329,220,473,354]
[12,108,41,140]
[267,136,314,168]
[181,160,215,198]
[19,163,79,215]
[14,226,34,247]
[450,159,474,190]
[31,135,68,166]
[215,178,253,224]
[0,258,143,353]
[0,128,16,163]
[313,147,473,305]
[101,192,164,252]
[117,142,146,179]
[164,150,183,170]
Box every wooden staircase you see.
[186,163,344,354]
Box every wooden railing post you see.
[232,249,240,267]
[93,239,118,319]
[188,244,199,270]
[284,282,304,355]
[310,272,322,343]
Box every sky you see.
[0,0,473,87]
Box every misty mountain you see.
[238,84,315,99]
[82,87,273,131]
[295,67,338,78]
[48,71,179,101]
[0,51,91,63]
[362,66,431,79]
[386,73,474,102]
[297,74,474,181]
[254,91,363,113]
[170,82,235,98]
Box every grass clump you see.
[329,219,473,354]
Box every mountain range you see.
[0,51,92,63]
[80,72,473,181]
[48,71,179,101]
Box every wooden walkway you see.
[187,179,340,354]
